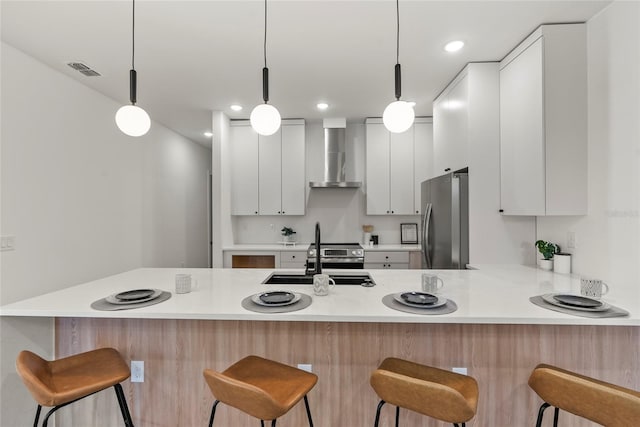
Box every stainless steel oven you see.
[306,243,364,269]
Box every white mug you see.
[421,273,444,293]
[580,278,609,299]
[313,274,336,296]
[175,274,198,294]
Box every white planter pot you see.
[539,259,553,271]
[553,253,571,274]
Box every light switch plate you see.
[131,361,144,383]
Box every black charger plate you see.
[553,294,603,308]
[115,289,156,301]
[259,291,295,305]
[401,292,438,305]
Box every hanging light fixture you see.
[115,0,150,137]
[250,0,281,136]
[382,0,414,134]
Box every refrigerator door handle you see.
[422,203,432,269]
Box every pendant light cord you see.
[396,0,399,65]
[263,0,268,69]
[132,0,136,70]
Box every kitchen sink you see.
[262,272,376,286]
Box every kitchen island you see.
[2,266,638,426]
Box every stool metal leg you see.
[374,400,386,427]
[113,383,135,427]
[303,395,314,427]
[536,402,551,427]
[553,407,559,427]
[208,400,220,427]
[33,404,42,427]
[271,420,277,427]
[395,406,399,427]
[261,421,265,427]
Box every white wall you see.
[536,1,640,291]
[0,42,211,425]
[226,120,422,245]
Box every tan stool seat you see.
[203,355,317,425]
[370,357,478,426]
[529,364,640,427]
[16,347,133,426]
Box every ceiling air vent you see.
[66,62,101,77]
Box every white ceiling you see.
[1,1,611,147]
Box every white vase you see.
[539,259,553,271]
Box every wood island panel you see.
[55,319,639,427]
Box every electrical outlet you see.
[452,367,468,375]
[0,235,16,251]
[131,361,144,383]
[297,364,312,373]
[567,231,576,249]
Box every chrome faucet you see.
[306,222,322,276]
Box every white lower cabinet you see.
[229,120,305,216]
[364,251,409,269]
[280,251,307,269]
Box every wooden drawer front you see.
[281,251,306,263]
[365,251,409,264]
[231,255,275,268]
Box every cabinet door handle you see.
[391,210,394,214]
[499,209,504,213]
[282,211,285,214]
[385,256,389,259]
[278,211,281,214]
[386,210,390,214]
[255,211,258,215]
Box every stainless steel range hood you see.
[309,119,361,188]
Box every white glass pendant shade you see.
[383,100,415,133]
[250,103,281,136]
[115,105,151,137]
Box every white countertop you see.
[222,244,421,252]
[1,265,638,326]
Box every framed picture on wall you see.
[400,223,418,244]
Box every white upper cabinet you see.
[499,24,587,215]
[433,73,469,176]
[365,118,431,215]
[230,124,259,215]
[365,121,391,215]
[230,120,305,216]
[280,124,306,215]
[413,119,433,214]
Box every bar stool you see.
[529,363,640,427]
[16,347,134,427]
[203,355,318,427]
[370,357,478,427]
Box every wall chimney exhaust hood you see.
[309,119,361,188]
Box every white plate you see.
[251,292,302,307]
[393,292,447,309]
[106,289,163,305]
[542,293,611,312]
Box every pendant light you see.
[382,0,414,134]
[250,0,281,136]
[115,0,150,137]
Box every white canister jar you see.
[553,253,571,274]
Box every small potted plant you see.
[281,227,296,243]
[535,240,560,271]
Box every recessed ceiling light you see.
[204,132,213,137]
[317,103,329,110]
[230,104,243,112]
[444,40,465,52]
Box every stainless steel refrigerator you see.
[421,171,469,269]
